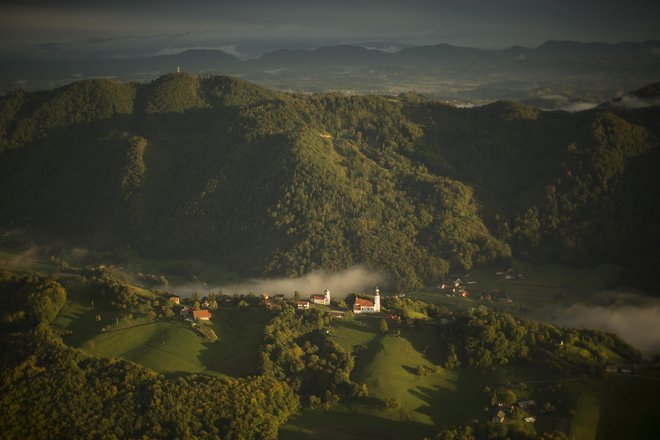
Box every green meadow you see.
[409,258,624,313]
[51,285,270,377]
[281,316,586,439]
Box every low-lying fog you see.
[171,266,385,300]
[552,290,660,358]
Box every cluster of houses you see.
[265,287,384,317]
[493,399,537,423]
[163,286,386,324]
[167,295,213,321]
[479,288,512,303]
[496,268,524,280]
[440,276,472,298]
[438,273,517,304]
[605,364,633,374]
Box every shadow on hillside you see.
[401,325,445,365]
[196,308,270,377]
[280,407,435,440]
[349,335,383,382]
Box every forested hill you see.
[0,74,658,290]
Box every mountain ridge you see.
[1,74,658,290]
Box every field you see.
[51,286,270,377]
[6,238,660,439]
[409,259,624,315]
[281,316,579,439]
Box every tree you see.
[504,389,517,405]
[541,401,556,414]
[491,390,499,407]
[379,318,389,334]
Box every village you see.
[438,269,517,304]
[161,286,388,325]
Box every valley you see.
[1,73,659,439]
[2,235,659,439]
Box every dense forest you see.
[0,74,658,290]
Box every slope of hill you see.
[0,74,658,290]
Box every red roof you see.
[354,298,374,308]
[193,310,212,320]
[310,294,325,300]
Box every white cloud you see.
[555,291,660,358]
[169,266,385,300]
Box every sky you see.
[1,0,660,58]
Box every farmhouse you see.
[353,288,381,314]
[310,289,331,305]
[193,310,212,321]
[297,300,310,310]
[493,410,506,423]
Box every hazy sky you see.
[1,0,660,58]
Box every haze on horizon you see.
[1,0,660,59]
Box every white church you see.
[353,288,381,314]
[310,289,331,305]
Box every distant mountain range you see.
[2,40,660,105]
[5,40,660,79]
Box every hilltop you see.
[0,74,659,291]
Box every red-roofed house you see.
[193,310,212,321]
[297,300,310,310]
[353,298,374,314]
[353,289,381,314]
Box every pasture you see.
[282,316,582,439]
[51,285,270,377]
[409,259,624,314]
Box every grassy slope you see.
[290,307,660,440]
[51,286,270,377]
[282,317,582,439]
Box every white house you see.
[353,288,381,314]
[310,289,331,305]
